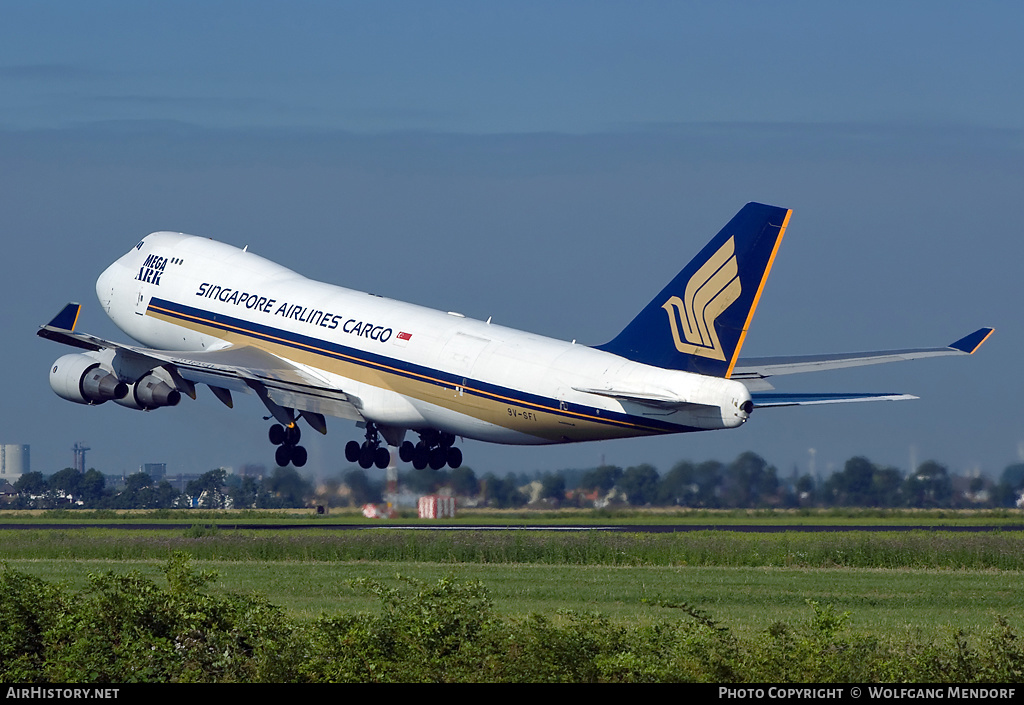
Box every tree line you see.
[7,451,1024,510]
[7,466,313,510]
[386,451,1024,510]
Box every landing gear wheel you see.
[412,443,429,470]
[345,440,361,463]
[285,425,301,445]
[269,424,286,446]
[374,446,391,469]
[429,446,447,471]
[291,445,308,468]
[358,443,375,469]
[446,446,462,469]
[275,444,292,467]
[399,441,415,463]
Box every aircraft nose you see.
[95,260,120,314]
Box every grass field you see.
[3,506,1023,526]
[2,511,1022,642]
[5,557,1022,641]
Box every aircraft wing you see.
[38,303,365,424]
[731,327,994,392]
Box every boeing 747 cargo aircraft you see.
[38,203,992,470]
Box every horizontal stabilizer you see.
[572,386,718,410]
[751,392,918,408]
[733,327,994,388]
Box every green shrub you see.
[0,565,67,682]
[1,556,1023,683]
[2,553,299,682]
[300,574,494,682]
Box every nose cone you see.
[95,260,120,316]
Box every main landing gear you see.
[345,422,392,470]
[399,430,462,471]
[269,423,308,468]
[343,425,464,471]
[267,416,464,472]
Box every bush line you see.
[2,553,1021,683]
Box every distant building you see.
[0,480,16,500]
[0,444,29,483]
[142,463,167,480]
[72,442,89,473]
[239,463,266,478]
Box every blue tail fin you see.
[594,202,791,378]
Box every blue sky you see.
[2,2,1021,483]
[6,2,1024,133]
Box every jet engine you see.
[114,369,181,410]
[50,353,128,405]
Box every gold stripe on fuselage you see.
[145,304,680,442]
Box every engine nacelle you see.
[114,370,181,410]
[50,353,129,406]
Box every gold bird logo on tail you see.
[661,236,741,361]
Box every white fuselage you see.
[95,232,752,445]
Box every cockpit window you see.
[135,240,145,251]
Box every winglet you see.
[949,327,994,355]
[46,303,82,331]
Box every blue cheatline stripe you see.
[147,297,701,436]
